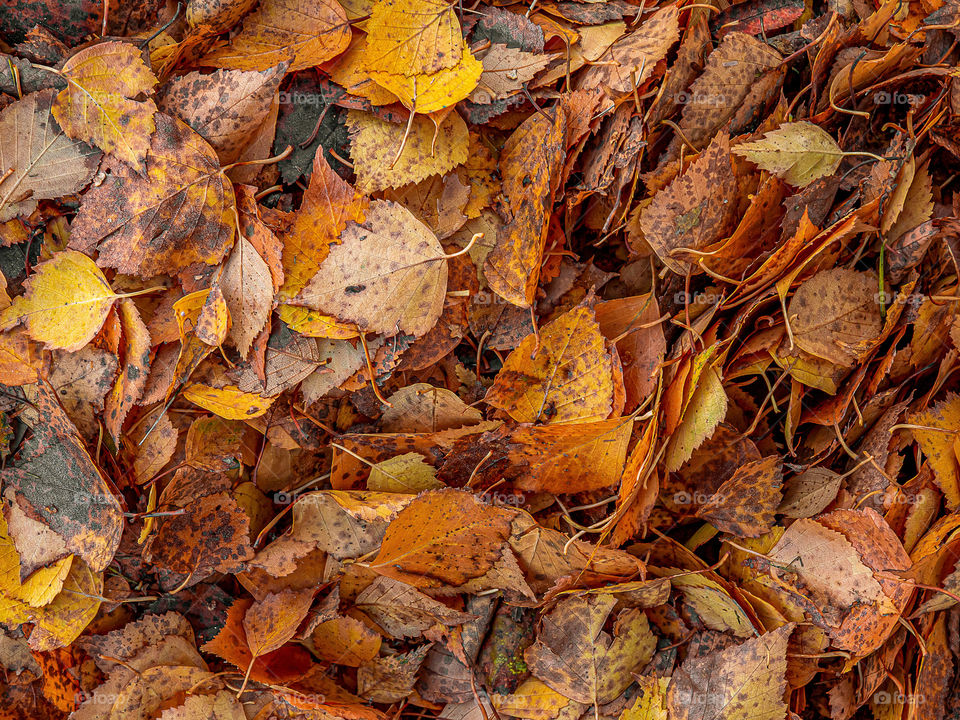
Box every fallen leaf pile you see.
[2,0,960,718]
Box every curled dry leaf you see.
[483,107,565,307]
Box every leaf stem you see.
[443,232,483,259]
[114,285,166,299]
[221,145,292,172]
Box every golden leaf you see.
[52,41,158,171]
[200,0,351,72]
[0,250,117,352]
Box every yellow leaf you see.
[907,393,960,509]
[52,41,158,171]
[733,121,847,187]
[28,557,103,651]
[364,0,464,75]
[0,250,117,351]
[495,678,583,720]
[279,150,368,300]
[200,0,351,72]
[485,303,618,424]
[370,51,483,113]
[664,364,728,471]
[277,304,360,338]
[346,109,469,193]
[183,384,276,420]
[12,556,73,608]
[367,453,444,493]
[328,37,401,105]
[621,677,669,720]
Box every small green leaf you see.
[733,121,845,187]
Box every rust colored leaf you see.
[370,488,513,588]
[69,113,236,277]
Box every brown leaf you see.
[0,90,101,222]
[696,456,783,537]
[70,113,236,278]
[483,108,565,307]
[639,132,738,274]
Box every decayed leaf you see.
[788,268,883,367]
[252,491,411,572]
[70,113,236,277]
[696,456,783,537]
[104,299,151,442]
[676,32,782,150]
[778,467,843,518]
[525,595,656,704]
[52,41,158,170]
[734,122,846,187]
[293,199,449,337]
[158,63,287,164]
[346,109,469,193]
[144,492,254,576]
[766,518,896,652]
[243,587,314,659]
[48,346,118,439]
[578,5,680,94]
[483,107,565,307]
[470,44,554,103]
[1,383,123,574]
[0,250,117,352]
[381,383,482,432]
[639,132,737,274]
[370,488,514,588]
[355,575,473,638]
[358,644,432,703]
[0,90,101,222]
[666,623,793,720]
[485,303,618,424]
[200,0,351,71]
